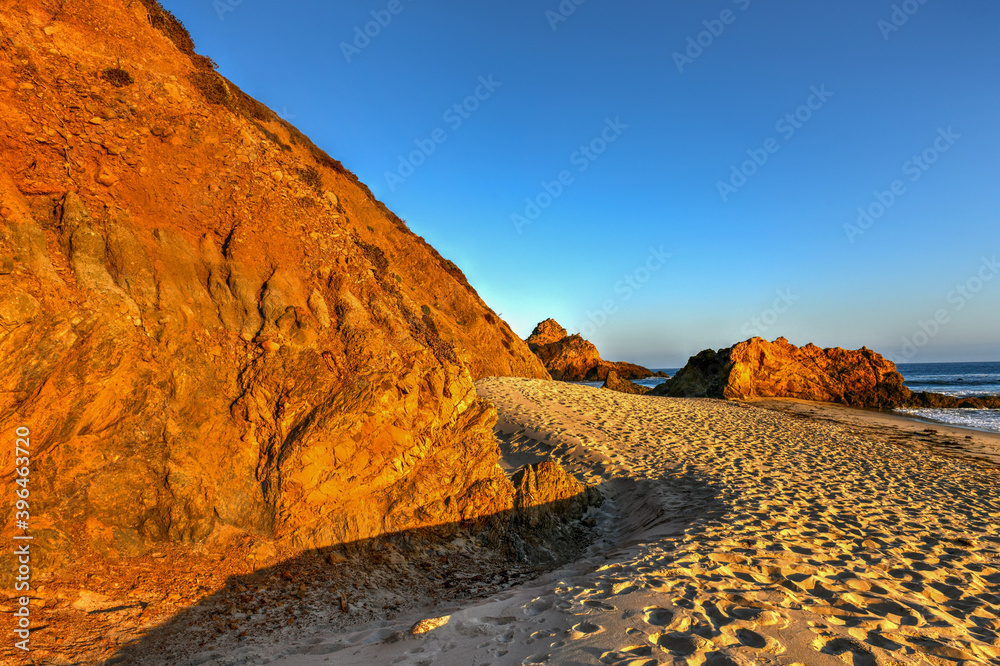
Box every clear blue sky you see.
[168,0,1000,367]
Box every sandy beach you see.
[249,378,1000,665]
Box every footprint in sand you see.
[524,597,553,616]
[522,653,550,664]
[569,621,603,639]
[648,632,703,656]
[599,644,655,664]
[702,652,741,666]
[734,628,767,649]
[643,608,673,626]
[583,599,616,611]
[815,636,877,666]
[599,652,660,666]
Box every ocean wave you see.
[905,378,1000,386]
[895,408,1000,434]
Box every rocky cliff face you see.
[526,318,660,382]
[0,0,554,584]
[652,337,1000,409]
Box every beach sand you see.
[262,377,1000,665]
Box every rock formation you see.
[0,0,568,588]
[651,337,1000,409]
[526,318,663,382]
[601,370,652,395]
[512,460,602,528]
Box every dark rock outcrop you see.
[651,337,1000,410]
[526,318,658,381]
[601,370,652,395]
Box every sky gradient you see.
[167,0,1000,367]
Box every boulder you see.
[512,460,601,528]
[601,370,651,395]
[651,337,1000,409]
[526,318,655,382]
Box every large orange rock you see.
[526,319,660,381]
[0,0,551,583]
[651,337,1000,409]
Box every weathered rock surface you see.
[0,0,556,588]
[512,460,601,528]
[601,370,652,395]
[525,318,660,381]
[651,337,1000,409]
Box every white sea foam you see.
[895,408,1000,433]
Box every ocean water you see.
[574,370,678,391]
[896,362,1000,433]
[575,362,1000,433]
[897,362,1000,398]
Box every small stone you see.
[261,340,280,352]
[271,170,283,182]
[410,615,450,635]
[325,552,346,565]
[71,590,110,613]
[88,117,102,125]
[97,169,117,186]
[0,290,40,327]
[324,191,338,206]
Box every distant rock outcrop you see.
[525,319,662,382]
[601,370,652,395]
[651,337,1000,410]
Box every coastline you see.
[748,396,1000,465]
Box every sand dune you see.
[267,378,1000,665]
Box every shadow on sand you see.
[101,467,728,666]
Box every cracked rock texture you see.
[0,0,557,584]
